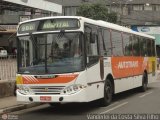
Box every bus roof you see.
[19,16,155,39]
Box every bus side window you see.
[140,37,147,56]
[147,39,152,57]
[98,28,105,56]
[84,24,99,67]
[151,40,156,56]
[103,29,112,56]
[98,28,111,56]
[132,35,140,56]
[85,32,99,67]
[112,30,123,56]
[123,33,132,56]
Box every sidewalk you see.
[0,96,42,115]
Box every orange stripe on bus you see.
[111,57,149,79]
[22,74,78,84]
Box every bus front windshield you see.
[17,32,84,74]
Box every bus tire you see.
[140,72,148,92]
[100,79,113,107]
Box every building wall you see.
[0,1,58,54]
[1,0,160,27]
[48,0,160,25]
[0,34,16,53]
[0,11,53,24]
[0,35,9,46]
[0,15,20,24]
[122,11,160,25]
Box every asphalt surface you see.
[8,81,160,120]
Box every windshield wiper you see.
[57,30,65,38]
[31,58,45,65]
[29,33,37,48]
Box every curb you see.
[0,80,15,98]
[0,103,43,115]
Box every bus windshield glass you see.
[17,32,84,74]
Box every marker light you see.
[61,84,86,95]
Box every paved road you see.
[11,81,160,120]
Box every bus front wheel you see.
[100,79,113,107]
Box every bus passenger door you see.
[84,30,103,100]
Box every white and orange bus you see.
[16,16,157,106]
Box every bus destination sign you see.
[18,22,36,33]
[42,20,70,29]
[18,19,80,34]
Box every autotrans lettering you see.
[111,57,144,78]
[42,21,69,29]
[118,61,138,69]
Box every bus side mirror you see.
[90,33,96,43]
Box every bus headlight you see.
[61,84,86,95]
[17,85,33,95]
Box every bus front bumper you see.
[16,89,88,103]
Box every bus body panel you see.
[114,78,134,93]
[103,57,113,79]
[113,56,156,93]
[86,61,104,101]
[16,16,157,104]
[17,88,88,102]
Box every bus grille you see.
[30,86,65,95]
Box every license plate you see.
[40,96,51,102]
